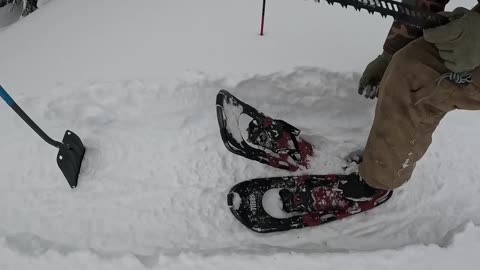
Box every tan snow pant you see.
[359,38,480,190]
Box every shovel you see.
[0,85,85,188]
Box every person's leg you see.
[360,38,480,190]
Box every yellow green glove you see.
[424,7,480,73]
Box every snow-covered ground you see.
[1,0,479,269]
[0,0,23,28]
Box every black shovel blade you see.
[56,130,86,188]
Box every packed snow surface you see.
[0,0,479,269]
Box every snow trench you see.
[1,68,480,269]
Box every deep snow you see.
[0,0,23,28]
[1,0,480,269]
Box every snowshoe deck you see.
[227,175,392,233]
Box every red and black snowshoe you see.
[228,174,392,233]
[216,90,313,171]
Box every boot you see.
[339,173,379,202]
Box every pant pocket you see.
[409,63,453,106]
[411,80,457,106]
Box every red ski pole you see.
[260,0,266,35]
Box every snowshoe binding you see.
[279,183,316,213]
[279,173,378,214]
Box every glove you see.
[424,7,480,73]
[358,52,392,99]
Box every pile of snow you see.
[0,0,479,269]
[0,0,22,28]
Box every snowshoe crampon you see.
[216,90,313,171]
[227,175,392,233]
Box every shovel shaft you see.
[0,85,15,106]
[0,85,63,149]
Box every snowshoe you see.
[227,174,392,233]
[216,90,313,171]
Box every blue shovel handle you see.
[0,84,84,188]
[0,85,15,106]
[0,84,61,148]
